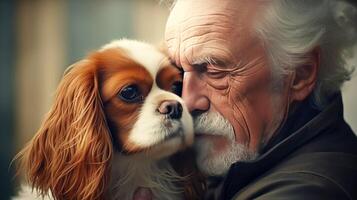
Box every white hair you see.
[255,0,356,108]
[163,0,357,108]
[193,111,257,176]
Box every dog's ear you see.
[16,59,113,200]
[170,149,207,200]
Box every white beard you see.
[193,111,258,176]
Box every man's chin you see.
[194,136,258,176]
[195,134,231,154]
[194,136,232,176]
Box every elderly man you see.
[160,0,357,199]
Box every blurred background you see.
[0,0,356,199]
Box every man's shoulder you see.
[274,151,357,194]
[233,151,357,200]
[225,116,357,200]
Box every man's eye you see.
[171,81,183,96]
[118,84,143,103]
[206,71,227,79]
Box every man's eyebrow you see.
[192,55,230,68]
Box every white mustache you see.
[194,111,235,140]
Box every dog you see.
[13,39,201,200]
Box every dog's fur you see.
[14,39,205,200]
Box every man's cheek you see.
[245,73,277,128]
[226,85,268,148]
[204,76,230,91]
[231,67,274,120]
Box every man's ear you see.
[290,47,320,102]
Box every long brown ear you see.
[170,149,207,200]
[16,59,113,200]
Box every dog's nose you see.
[158,100,182,119]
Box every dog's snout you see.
[158,100,182,119]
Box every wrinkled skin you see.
[133,0,319,198]
[165,0,287,156]
[164,0,319,178]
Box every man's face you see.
[165,0,287,176]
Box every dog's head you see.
[17,39,193,200]
[99,40,193,156]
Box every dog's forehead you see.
[101,39,167,79]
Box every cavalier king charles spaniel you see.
[14,39,204,200]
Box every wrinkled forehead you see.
[165,0,269,64]
[168,0,237,22]
[166,0,265,28]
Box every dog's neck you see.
[109,152,183,200]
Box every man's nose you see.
[182,72,210,113]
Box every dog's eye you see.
[171,81,182,96]
[118,84,143,103]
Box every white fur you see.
[14,155,186,200]
[12,185,53,200]
[101,39,166,78]
[129,86,193,150]
[107,40,193,199]
[109,153,184,200]
[103,39,193,153]
[14,39,193,200]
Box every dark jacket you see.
[206,94,357,200]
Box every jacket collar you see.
[221,94,344,199]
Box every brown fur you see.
[15,58,112,200]
[171,149,207,200]
[15,47,206,200]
